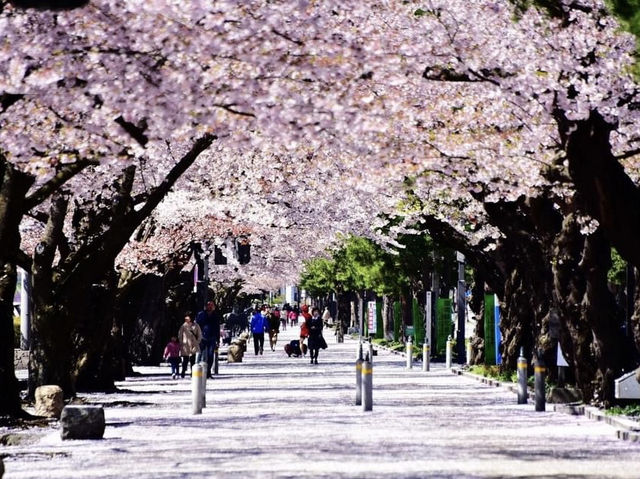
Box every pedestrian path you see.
[3,327,640,478]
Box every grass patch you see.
[606,405,640,417]
[469,364,518,383]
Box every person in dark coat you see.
[307,307,325,364]
[195,301,222,378]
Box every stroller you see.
[284,339,307,357]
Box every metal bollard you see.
[445,336,452,369]
[422,341,430,372]
[213,347,219,376]
[534,354,546,412]
[355,358,363,405]
[192,363,203,415]
[466,340,472,366]
[199,361,207,408]
[362,360,372,412]
[406,337,413,369]
[517,348,528,404]
[357,340,363,361]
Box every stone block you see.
[60,405,105,440]
[546,386,583,404]
[35,385,64,418]
[227,344,243,363]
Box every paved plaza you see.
[2,327,640,479]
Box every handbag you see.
[320,336,328,350]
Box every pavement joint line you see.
[451,366,640,442]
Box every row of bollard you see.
[517,347,546,411]
[355,340,547,413]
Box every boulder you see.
[35,385,64,418]
[546,386,583,404]
[60,405,105,440]
[227,344,243,363]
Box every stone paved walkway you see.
[3,327,640,478]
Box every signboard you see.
[367,301,377,335]
[436,298,452,355]
[484,294,502,365]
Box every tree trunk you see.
[0,162,34,417]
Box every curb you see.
[451,366,640,442]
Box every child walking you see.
[163,336,181,379]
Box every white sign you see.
[557,342,569,367]
[367,301,377,335]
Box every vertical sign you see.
[436,298,452,355]
[425,291,432,347]
[367,301,377,335]
[494,294,502,365]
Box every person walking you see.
[195,300,222,378]
[163,336,181,379]
[250,307,268,355]
[299,304,311,357]
[307,307,325,364]
[268,307,281,351]
[178,314,202,378]
[288,307,298,327]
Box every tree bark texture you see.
[0,162,34,417]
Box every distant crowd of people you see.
[250,303,328,364]
[163,301,331,377]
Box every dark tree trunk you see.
[552,211,632,404]
[565,111,640,271]
[482,197,560,371]
[0,162,34,417]
[552,213,597,401]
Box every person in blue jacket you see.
[250,306,268,355]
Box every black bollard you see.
[355,358,363,405]
[362,360,372,412]
[517,347,528,405]
[534,355,546,412]
[213,347,219,376]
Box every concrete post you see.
[406,336,413,369]
[199,361,207,408]
[422,341,430,372]
[355,358,363,405]
[534,354,546,412]
[445,336,452,369]
[357,339,363,361]
[192,364,203,414]
[362,360,372,412]
[368,341,374,365]
[517,348,528,405]
[466,340,472,366]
